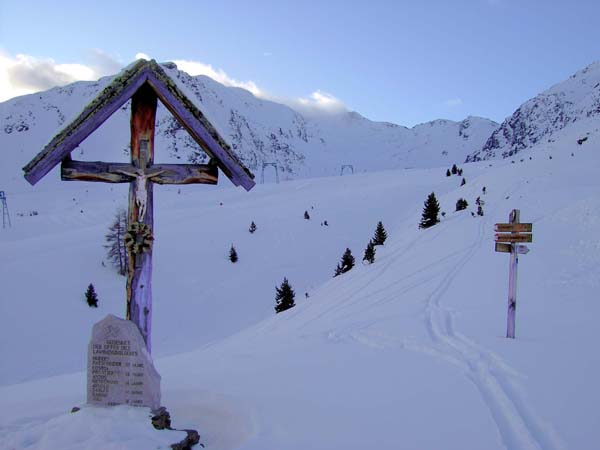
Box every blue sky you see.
[1,0,599,126]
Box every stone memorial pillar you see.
[87,314,161,409]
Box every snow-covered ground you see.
[1,120,599,449]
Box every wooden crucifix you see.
[23,59,255,353]
[62,83,219,351]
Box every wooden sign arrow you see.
[495,223,532,233]
[495,242,511,253]
[495,233,533,243]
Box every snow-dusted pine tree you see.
[229,245,238,263]
[85,284,98,308]
[274,277,296,313]
[455,198,468,211]
[363,241,376,264]
[372,221,387,245]
[419,192,440,229]
[334,248,355,276]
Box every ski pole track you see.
[419,202,565,450]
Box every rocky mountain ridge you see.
[1,63,497,190]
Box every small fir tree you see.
[363,240,376,264]
[477,206,484,216]
[229,245,238,263]
[460,177,466,186]
[85,283,98,308]
[455,198,468,211]
[249,221,257,233]
[304,210,310,220]
[372,221,388,246]
[334,248,355,277]
[451,164,458,175]
[457,168,463,176]
[419,192,440,229]
[274,277,296,313]
[104,208,128,276]
[446,169,451,177]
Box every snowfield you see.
[1,119,600,449]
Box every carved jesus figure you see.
[115,168,165,221]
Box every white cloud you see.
[0,50,348,116]
[172,58,263,97]
[135,52,151,61]
[444,97,463,107]
[0,50,119,102]
[291,90,347,114]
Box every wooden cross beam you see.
[61,83,217,352]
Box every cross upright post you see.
[126,83,157,350]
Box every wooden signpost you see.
[494,210,532,339]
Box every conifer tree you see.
[274,277,296,313]
[304,210,310,220]
[460,177,466,186]
[249,221,257,233]
[451,164,458,175]
[446,169,451,177]
[334,248,355,276]
[229,245,238,263]
[455,198,468,211]
[85,283,99,307]
[104,208,128,276]
[363,240,376,264]
[477,206,484,216]
[372,221,388,246]
[419,192,440,229]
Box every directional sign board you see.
[516,244,530,254]
[495,243,512,253]
[494,223,532,233]
[495,233,533,243]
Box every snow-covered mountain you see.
[0,62,498,191]
[466,61,600,162]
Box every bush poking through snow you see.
[274,277,296,313]
[85,284,98,308]
[372,221,387,246]
[249,221,257,233]
[229,245,238,263]
[419,192,441,229]
[304,210,310,220]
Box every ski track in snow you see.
[319,183,565,450]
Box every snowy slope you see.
[1,119,599,449]
[467,60,600,161]
[0,61,497,193]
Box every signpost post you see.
[494,210,533,339]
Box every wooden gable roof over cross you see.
[22,59,255,353]
[23,59,255,190]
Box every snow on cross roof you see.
[22,59,255,190]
